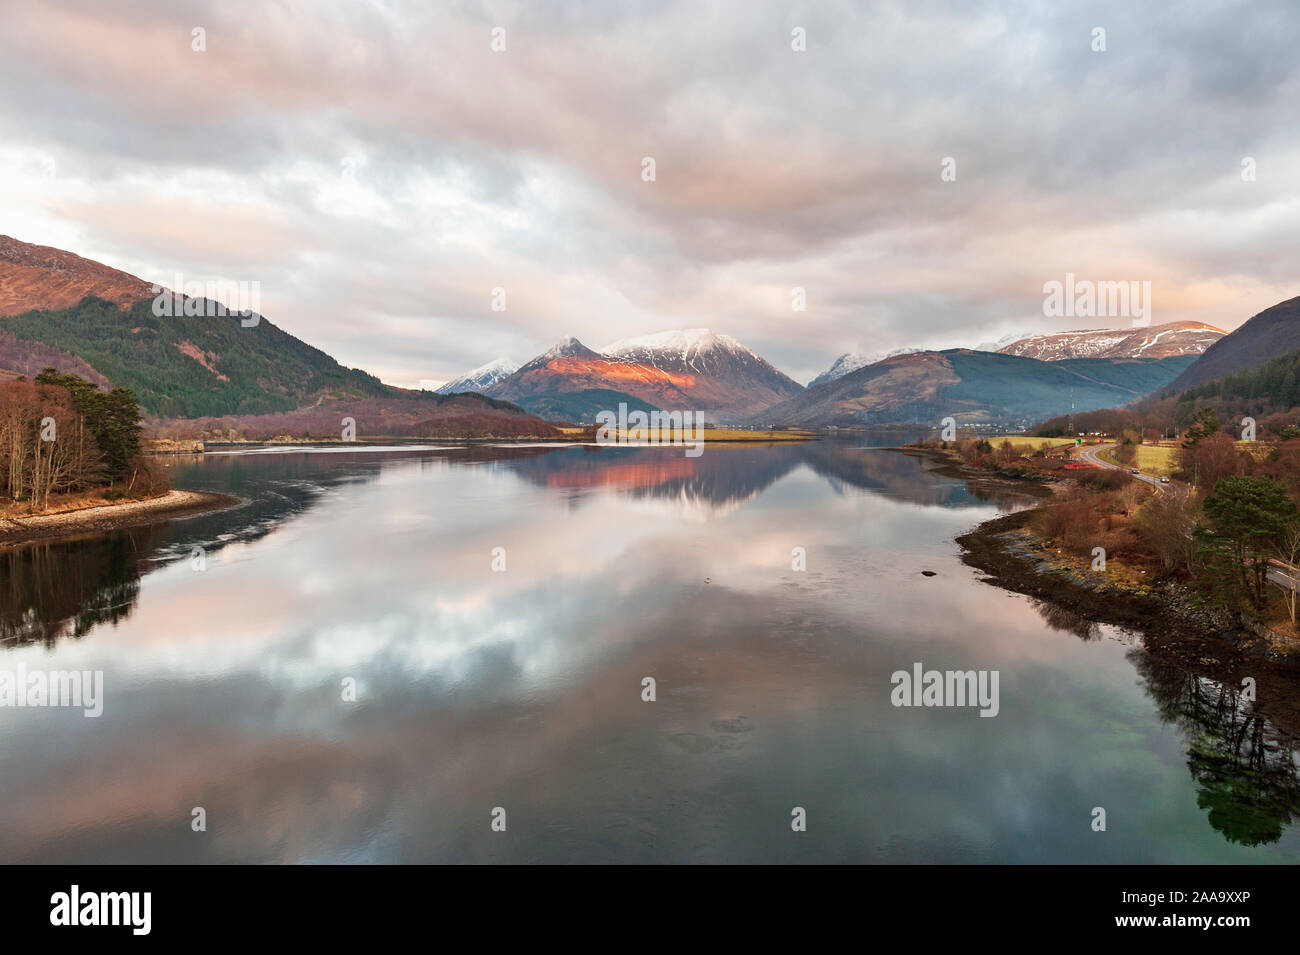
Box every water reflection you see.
[1133,653,1300,847]
[1027,595,1300,847]
[3,438,1299,860]
[1030,599,1102,642]
[4,440,1016,654]
[1,528,161,648]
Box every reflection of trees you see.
[1132,651,1300,846]
[0,525,165,648]
[1029,599,1101,641]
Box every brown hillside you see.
[0,235,156,316]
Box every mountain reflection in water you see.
[2,438,1298,862]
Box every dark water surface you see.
[2,438,1298,862]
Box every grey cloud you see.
[1,0,1296,382]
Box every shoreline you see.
[898,442,1300,671]
[897,443,1300,734]
[0,489,241,546]
[163,430,821,450]
[954,506,1300,733]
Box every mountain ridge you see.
[754,348,1198,428]
[1157,297,1300,394]
[0,236,558,436]
[997,320,1225,361]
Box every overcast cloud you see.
[1,0,1297,386]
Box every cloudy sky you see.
[2,0,1297,387]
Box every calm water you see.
[2,438,1298,863]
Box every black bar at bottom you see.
[1,864,1275,940]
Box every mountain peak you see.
[601,328,748,359]
[513,336,602,374]
[544,336,596,357]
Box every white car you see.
[1130,468,1140,474]
[1160,476,1170,484]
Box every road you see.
[1268,559,1300,593]
[1075,444,1299,597]
[1077,443,1165,493]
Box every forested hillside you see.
[2,296,390,417]
[1173,348,1300,430]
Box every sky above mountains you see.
[2,0,1298,387]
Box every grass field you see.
[987,435,1074,451]
[1100,444,1180,475]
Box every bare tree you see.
[1279,521,1300,628]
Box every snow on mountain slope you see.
[482,328,802,422]
[434,357,519,394]
[997,322,1225,360]
[808,347,922,387]
[601,328,757,370]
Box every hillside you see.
[511,388,662,424]
[0,235,156,316]
[152,392,561,441]
[0,237,562,437]
[753,349,1196,427]
[3,296,391,418]
[1169,346,1300,432]
[0,328,111,386]
[1160,296,1300,393]
[998,321,1224,360]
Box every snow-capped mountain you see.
[601,328,782,377]
[434,357,519,394]
[997,321,1225,360]
[973,332,1033,353]
[808,347,922,387]
[482,328,803,423]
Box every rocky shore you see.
[0,489,240,546]
[954,502,1300,736]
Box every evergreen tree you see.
[1197,476,1299,610]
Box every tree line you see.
[0,368,152,510]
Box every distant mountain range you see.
[753,350,1198,428]
[480,329,803,423]
[792,321,1220,391]
[0,236,554,438]
[4,235,1285,433]
[996,320,1225,361]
